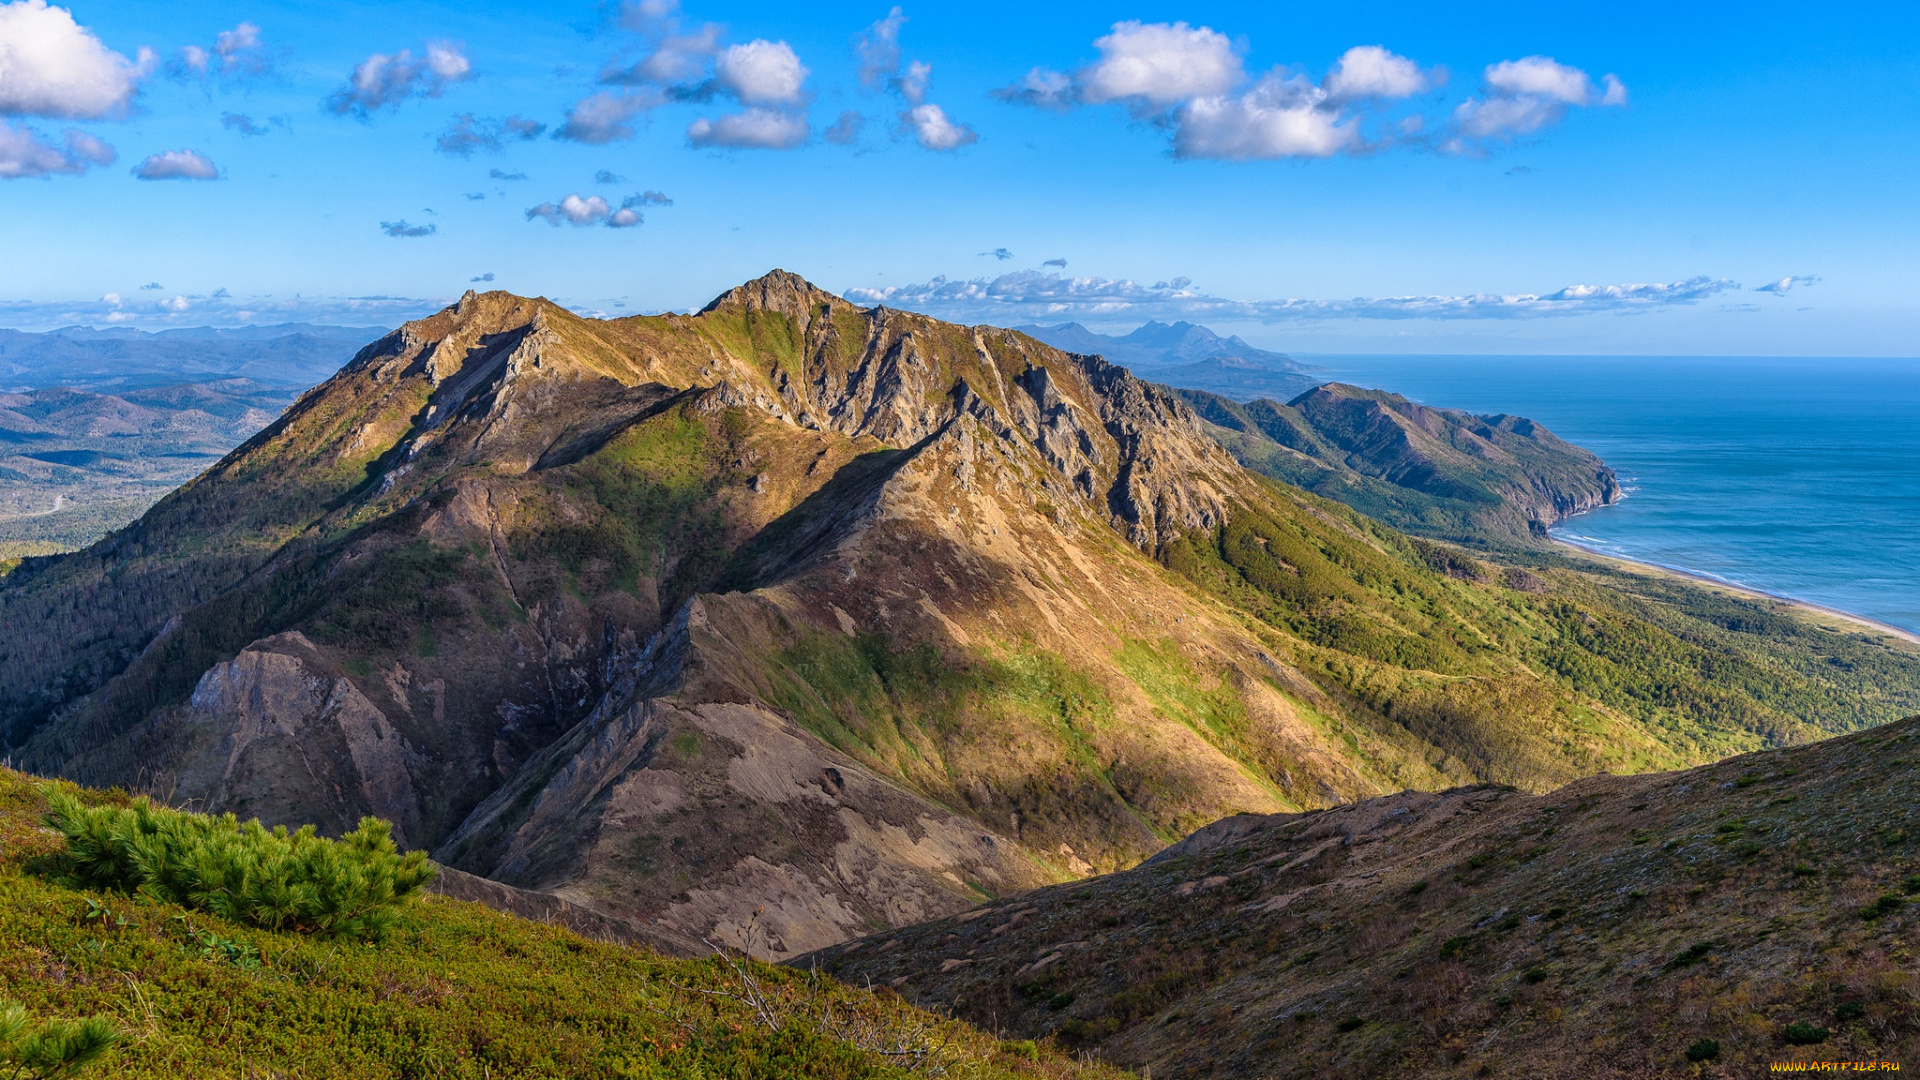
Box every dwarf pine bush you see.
[0,999,118,1078]
[43,793,433,940]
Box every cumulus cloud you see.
[139,281,162,290]
[594,169,625,183]
[1755,275,1820,295]
[1079,21,1242,106]
[0,0,152,121]
[488,167,525,180]
[981,248,1012,260]
[1324,45,1435,102]
[901,103,973,151]
[1175,75,1358,160]
[823,110,863,145]
[325,41,472,117]
[0,119,113,178]
[524,191,657,228]
[844,270,1739,323]
[715,40,808,105]
[577,3,812,149]
[132,148,217,180]
[1042,258,1067,269]
[173,20,270,80]
[998,24,1441,160]
[436,113,545,156]
[1448,57,1625,149]
[855,7,974,152]
[471,272,494,282]
[554,89,660,143]
[687,107,807,149]
[380,219,436,237]
[1002,25,1625,161]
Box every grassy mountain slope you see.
[1177,383,1620,546]
[0,273,1914,960]
[0,768,1119,1080]
[804,714,1920,1079]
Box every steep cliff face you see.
[1181,383,1620,545]
[2,272,1912,959]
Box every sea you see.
[1305,355,1920,636]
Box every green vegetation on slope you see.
[0,771,1120,1080]
[1160,482,1920,782]
[45,793,433,940]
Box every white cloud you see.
[0,0,148,119]
[0,119,113,178]
[175,20,269,79]
[1176,76,1358,160]
[1755,275,1820,295]
[902,102,975,150]
[1079,21,1242,106]
[856,9,973,152]
[845,270,1739,323]
[857,7,905,88]
[554,89,660,143]
[132,148,217,180]
[602,23,723,86]
[525,191,652,227]
[1485,56,1598,104]
[714,40,808,106]
[687,107,807,149]
[0,291,446,329]
[325,41,472,116]
[1324,45,1431,101]
[1449,57,1626,148]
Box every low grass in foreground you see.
[0,770,1121,1080]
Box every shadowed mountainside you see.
[803,714,1920,1078]
[0,271,1915,959]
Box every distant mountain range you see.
[1014,320,1322,401]
[0,325,380,556]
[0,324,383,392]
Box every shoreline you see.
[1550,535,1920,649]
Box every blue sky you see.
[1,0,1915,354]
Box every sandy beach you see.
[1552,536,1920,649]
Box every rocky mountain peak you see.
[698,269,856,326]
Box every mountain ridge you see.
[2,271,1915,960]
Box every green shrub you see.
[1835,1001,1866,1023]
[1335,1016,1366,1033]
[1782,1022,1830,1046]
[0,999,118,1078]
[1860,893,1904,921]
[43,792,433,939]
[1902,874,1920,895]
[1684,1038,1720,1062]
[1665,942,1713,971]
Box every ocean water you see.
[1303,355,1920,635]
